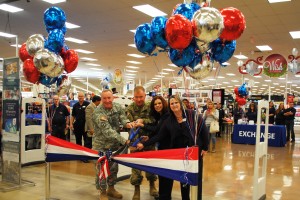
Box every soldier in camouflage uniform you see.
[92,89,132,200]
[126,86,158,200]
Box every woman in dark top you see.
[246,103,257,123]
[137,95,209,200]
[268,101,276,124]
[275,103,285,125]
[233,103,245,124]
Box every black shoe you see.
[82,160,89,163]
[291,140,295,143]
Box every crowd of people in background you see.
[42,88,299,200]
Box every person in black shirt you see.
[284,101,296,142]
[233,103,244,124]
[216,103,225,137]
[275,103,285,125]
[246,102,257,123]
[47,95,70,140]
[70,92,90,146]
[268,101,276,125]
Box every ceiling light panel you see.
[75,49,94,54]
[133,4,167,17]
[65,37,88,44]
[290,31,300,39]
[0,31,17,38]
[256,45,272,51]
[0,4,23,13]
[42,0,66,4]
[65,22,80,29]
[127,54,145,58]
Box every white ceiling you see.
[0,0,300,96]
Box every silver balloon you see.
[188,55,213,80]
[34,49,64,78]
[288,60,300,74]
[192,7,224,43]
[57,78,71,97]
[292,48,298,57]
[26,34,45,56]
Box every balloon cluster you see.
[288,48,300,75]
[100,73,113,89]
[234,83,250,106]
[19,7,79,96]
[134,1,246,80]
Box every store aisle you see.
[1,132,300,200]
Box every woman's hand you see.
[136,143,144,150]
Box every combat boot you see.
[132,185,140,200]
[100,190,108,200]
[149,181,158,197]
[107,186,123,199]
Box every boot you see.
[212,144,216,153]
[100,190,108,200]
[149,181,159,197]
[107,185,123,199]
[132,185,140,200]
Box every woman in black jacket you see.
[137,95,209,200]
[275,103,285,125]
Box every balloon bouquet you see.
[19,7,79,96]
[134,0,246,80]
[233,83,251,106]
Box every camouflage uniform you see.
[92,102,129,190]
[126,101,157,185]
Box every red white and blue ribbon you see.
[45,135,199,186]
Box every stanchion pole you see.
[191,186,198,200]
[197,152,203,200]
[45,162,50,199]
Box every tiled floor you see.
[1,132,300,200]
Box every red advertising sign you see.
[263,54,287,77]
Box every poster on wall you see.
[212,89,225,105]
[2,57,21,184]
[169,88,212,111]
[113,68,123,85]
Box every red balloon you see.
[19,43,33,62]
[237,98,246,106]
[234,87,239,95]
[219,7,246,41]
[23,58,40,84]
[63,49,79,73]
[165,14,193,50]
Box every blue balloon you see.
[151,16,168,49]
[168,45,195,67]
[188,39,202,68]
[173,4,193,20]
[190,3,201,14]
[44,7,66,32]
[45,29,65,53]
[39,74,58,87]
[238,83,248,96]
[134,23,156,55]
[210,39,236,64]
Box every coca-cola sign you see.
[263,54,287,77]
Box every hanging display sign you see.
[2,57,21,184]
[113,69,123,85]
[263,54,287,77]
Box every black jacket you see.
[143,110,209,151]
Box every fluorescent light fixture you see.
[81,57,98,61]
[75,49,94,54]
[231,80,239,82]
[222,62,230,66]
[65,37,88,44]
[256,45,272,51]
[126,73,136,76]
[128,44,136,48]
[208,78,216,81]
[168,64,177,67]
[201,80,208,83]
[10,44,22,48]
[226,73,235,76]
[233,55,248,59]
[89,68,103,71]
[265,79,272,82]
[126,66,140,69]
[289,31,300,39]
[163,68,175,72]
[254,75,262,78]
[127,54,146,58]
[161,72,169,75]
[130,30,136,33]
[126,70,138,73]
[127,61,142,64]
[152,78,160,80]
[86,63,101,66]
[42,0,66,4]
[65,22,80,29]
[0,4,23,13]
[295,75,300,77]
[155,75,164,78]
[278,77,285,79]
[0,31,16,38]
[223,82,230,84]
[133,4,167,17]
[217,76,225,79]
[268,0,291,3]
